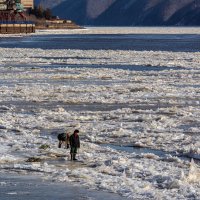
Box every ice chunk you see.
[186,159,200,183]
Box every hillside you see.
[35,0,200,26]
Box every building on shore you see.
[21,0,34,9]
[0,0,35,34]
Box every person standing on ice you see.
[69,129,80,161]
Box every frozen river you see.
[0,27,200,199]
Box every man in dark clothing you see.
[69,129,80,161]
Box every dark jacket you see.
[69,133,80,148]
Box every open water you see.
[1,31,200,52]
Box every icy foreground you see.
[0,29,200,199]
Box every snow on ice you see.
[0,28,200,199]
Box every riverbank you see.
[35,20,83,30]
